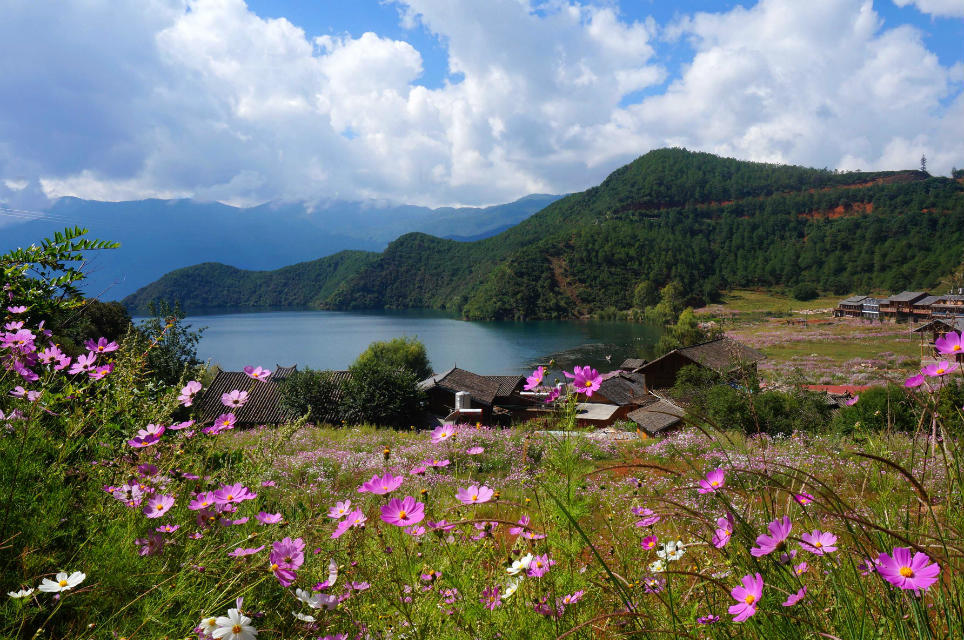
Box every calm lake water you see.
[170,310,662,376]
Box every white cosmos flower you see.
[198,615,219,635]
[502,577,522,599]
[38,571,86,593]
[656,540,685,562]
[649,559,666,573]
[8,588,34,598]
[292,611,316,622]
[507,553,533,576]
[212,608,258,640]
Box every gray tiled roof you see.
[628,400,684,435]
[419,368,522,406]
[840,296,868,305]
[889,291,928,303]
[619,358,648,371]
[597,372,648,405]
[198,371,294,425]
[676,337,765,372]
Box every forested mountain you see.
[0,194,560,299]
[125,148,964,319]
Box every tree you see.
[134,301,204,387]
[353,337,432,380]
[632,280,659,309]
[340,360,424,427]
[791,282,819,301]
[278,368,345,424]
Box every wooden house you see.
[835,296,868,318]
[584,371,650,421]
[879,291,928,322]
[618,358,648,372]
[635,337,764,390]
[198,364,299,427]
[418,367,525,423]
[929,295,964,318]
[912,317,964,364]
[627,397,685,437]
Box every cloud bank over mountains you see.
[1,0,961,210]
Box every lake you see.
[171,309,662,376]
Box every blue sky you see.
[0,0,962,209]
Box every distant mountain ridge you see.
[124,148,964,319]
[0,193,561,299]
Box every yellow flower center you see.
[471,495,478,501]
[584,380,593,387]
[815,541,823,548]
[270,563,279,571]
[156,504,164,511]
[954,345,961,351]
[59,580,68,587]
[710,480,719,486]
[744,594,756,605]
[398,510,407,520]
[937,367,946,374]
[232,625,242,634]
[226,495,234,501]
[899,566,915,578]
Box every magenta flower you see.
[544,387,561,403]
[178,380,202,406]
[782,587,806,607]
[332,509,368,539]
[256,511,283,525]
[357,472,404,495]
[211,413,237,432]
[697,614,720,624]
[560,590,585,605]
[84,337,119,353]
[143,494,175,519]
[877,547,941,592]
[466,446,484,455]
[188,491,217,511]
[697,468,726,493]
[430,425,455,443]
[156,524,179,533]
[641,535,658,550]
[524,366,546,391]
[904,374,925,389]
[213,483,256,505]
[244,365,272,380]
[728,573,763,622]
[380,496,425,527]
[37,345,64,364]
[793,493,815,506]
[800,529,838,555]
[270,537,305,570]
[221,389,249,408]
[89,363,114,380]
[169,420,194,430]
[410,465,427,475]
[509,515,532,536]
[750,516,792,557]
[424,458,450,468]
[922,360,958,377]
[135,533,165,556]
[7,305,27,314]
[565,365,602,396]
[527,554,555,578]
[845,395,859,406]
[228,545,265,557]
[935,331,963,355]
[328,500,352,519]
[633,507,660,527]
[480,586,502,610]
[794,561,809,576]
[712,513,734,549]
[67,352,97,375]
[456,484,494,505]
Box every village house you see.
[835,295,868,318]
[879,291,929,322]
[634,337,765,390]
[627,397,685,437]
[198,364,301,427]
[418,367,526,424]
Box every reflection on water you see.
[150,309,662,375]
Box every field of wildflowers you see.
[3,246,964,639]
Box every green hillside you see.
[124,148,964,318]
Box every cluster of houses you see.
[196,336,766,437]
[835,291,964,364]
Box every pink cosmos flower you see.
[357,472,404,495]
[243,365,272,380]
[211,413,237,432]
[560,591,585,605]
[213,483,256,505]
[935,331,963,355]
[751,516,792,557]
[144,494,175,519]
[4,321,24,330]
[509,515,532,536]
[480,586,502,610]
[467,446,484,455]
[698,468,726,493]
[328,501,352,519]
[565,365,602,396]
[67,352,97,375]
[229,546,265,557]
[524,366,546,391]
[782,587,806,607]
[37,345,64,364]
[712,513,734,549]
[641,535,658,550]
[793,493,815,506]
[136,533,165,556]
[270,537,305,570]
[424,458,450,468]
[331,509,367,539]
[178,380,202,406]
[800,529,838,555]
[794,561,809,576]
[845,395,859,406]
[544,387,561,403]
[428,519,456,531]
[221,390,249,408]
[380,496,425,527]
[7,305,27,314]
[156,524,180,533]
[527,554,555,578]
[877,547,941,592]
[169,420,194,430]
[128,433,161,448]
[89,363,114,380]
[728,573,763,622]
[188,491,217,511]
[84,337,119,353]
[256,511,283,525]
[904,374,925,389]
[633,507,660,527]
[410,465,427,475]
[922,360,958,377]
[456,484,494,505]
[430,425,455,443]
